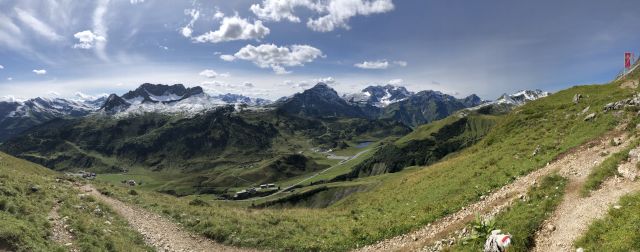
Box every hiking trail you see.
[80,184,259,252]
[532,143,640,251]
[48,201,78,252]
[355,132,631,252]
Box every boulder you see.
[573,94,582,104]
[584,113,596,121]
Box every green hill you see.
[0,151,151,251]
[88,78,635,251]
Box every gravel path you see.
[48,201,78,251]
[355,132,630,252]
[81,185,259,252]
[532,145,640,251]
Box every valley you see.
[3,68,639,251]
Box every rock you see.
[614,205,622,209]
[29,185,40,193]
[104,220,112,225]
[546,224,556,231]
[573,94,582,104]
[532,145,541,156]
[613,138,622,146]
[584,113,596,121]
[576,248,584,252]
[581,106,590,114]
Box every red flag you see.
[625,52,632,69]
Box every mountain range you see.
[0,82,547,143]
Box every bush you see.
[128,190,138,196]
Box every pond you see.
[354,141,373,149]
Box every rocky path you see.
[81,185,259,252]
[532,145,640,251]
[355,132,630,252]
[48,201,78,252]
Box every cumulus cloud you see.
[354,60,389,69]
[192,14,270,43]
[250,0,394,32]
[199,69,230,78]
[72,30,106,49]
[75,91,107,101]
[14,8,62,41]
[355,59,406,69]
[220,54,236,61]
[316,76,336,84]
[227,44,324,74]
[32,69,47,75]
[389,78,403,85]
[180,9,200,38]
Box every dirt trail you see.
[48,201,78,252]
[532,145,640,251]
[81,185,259,252]
[355,132,630,252]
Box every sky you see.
[1,0,640,101]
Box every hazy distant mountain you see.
[343,84,414,107]
[0,97,101,142]
[101,83,272,115]
[275,83,368,118]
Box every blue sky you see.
[1,0,639,101]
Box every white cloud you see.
[48,91,60,96]
[33,69,47,75]
[130,0,144,4]
[0,65,3,69]
[389,78,403,85]
[93,0,110,61]
[220,54,236,61]
[75,91,106,101]
[72,30,106,49]
[14,7,62,41]
[199,69,229,78]
[354,60,406,69]
[316,76,336,84]
[244,82,255,88]
[214,10,225,20]
[7,77,12,81]
[230,44,324,74]
[192,14,270,43]
[250,0,394,32]
[284,80,312,88]
[355,60,389,69]
[180,9,200,38]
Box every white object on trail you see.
[484,230,511,252]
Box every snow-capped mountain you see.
[493,89,550,105]
[101,83,272,115]
[343,84,414,107]
[0,97,103,141]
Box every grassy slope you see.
[452,174,567,252]
[99,81,631,251]
[575,191,640,251]
[582,139,640,196]
[0,152,152,252]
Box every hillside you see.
[0,151,151,251]
[75,76,635,251]
[0,105,410,195]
